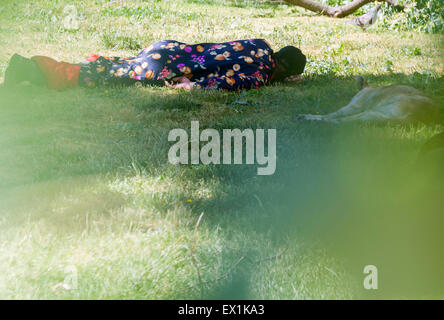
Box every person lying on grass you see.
[4,39,306,91]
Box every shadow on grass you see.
[0,71,443,298]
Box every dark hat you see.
[275,46,306,76]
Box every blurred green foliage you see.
[379,0,444,34]
[187,0,443,33]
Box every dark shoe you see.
[4,54,46,87]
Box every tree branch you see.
[284,0,404,18]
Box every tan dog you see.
[299,76,439,123]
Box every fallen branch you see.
[284,0,404,18]
[199,245,289,287]
[202,255,248,285]
[254,246,289,264]
[190,212,205,298]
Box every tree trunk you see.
[284,0,404,18]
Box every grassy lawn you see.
[0,0,443,299]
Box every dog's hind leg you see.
[298,114,326,121]
[300,101,366,122]
[338,110,394,122]
[298,87,372,122]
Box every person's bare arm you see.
[284,75,302,83]
[165,74,301,90]
[165,76,195,90]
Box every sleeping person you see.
[3,39,306,91]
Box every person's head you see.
[271,46,306,83]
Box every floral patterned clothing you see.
[78,39,276,90]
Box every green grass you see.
[0,0,443,299]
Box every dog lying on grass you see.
[299,76,439,123]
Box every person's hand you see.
[165,76,195,90]
[284,75,302,84]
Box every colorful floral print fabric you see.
[78,39,276,91]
